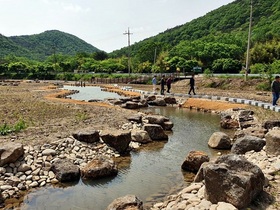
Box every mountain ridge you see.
[0,30,100,61]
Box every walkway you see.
[121,86,280,113]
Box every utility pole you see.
[123,27,132,75]
[245,0,253,81]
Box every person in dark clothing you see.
[160,75,166,95]
[188,74,196,95]
[271,75,280,106]
[166,75,172,93]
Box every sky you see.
[0,0,235,53]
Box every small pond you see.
[21,87,225,210]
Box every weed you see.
[0,119,27,135]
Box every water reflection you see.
[21,106,224,210]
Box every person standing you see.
[160,75,166,95]
[271,75,280,106]
[152,75,157,93]
[166,75,172,93]
[188,74,196,95]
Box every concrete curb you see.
[121,87,280,113]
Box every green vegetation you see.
[0,0,280,78]
[0,119,27,135]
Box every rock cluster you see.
[105,95,177,109]
[0,137,115,203]
[149,146,280,210]
[0,111,173,208]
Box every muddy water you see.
[21,90,224,210]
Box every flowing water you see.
[21,87,224,210]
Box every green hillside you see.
[110,0,280,71]
[0,30,100,61]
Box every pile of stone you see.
[105,95,177,109]
[0,112,173,208]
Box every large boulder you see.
[181,151,209,173]
[203,154,265,209]
[231,135,266,154]
[50,159,80,182]
[0,143,24,167]
[208,132,232,149]
[106,194,143,210]
[131,129,152,144]
[81,156,118,179]
[100,129,131,154]
[72,129,100,143]
[265,130,280,155]
[143,124,168,141]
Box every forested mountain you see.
[1,0,280,78]
[110,0,280,72]
[0,30,100,61]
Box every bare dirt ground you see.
[0,81,137,146]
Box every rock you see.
[29,181,39,188]
[181,151,210,173]
[216,202,238,210]
[143,114,173,131]
[0,192,4,208]
[143,124,168,141]
[123,101,140,109]
[233,127,267,140]
[164,97,177,104]
[220,117,239,129]
[231,135,266,154]
[100,129,131,154]
[126,114,142,123]
[262,120,280,130]
[238,110,255,129]
[0,167,6,174]
[6,176,21,186]
[265,130,280,155]
[203,154,265,209]
[131,130,152,144]
[17,163,32,172]
[148,98,167,106]
[143,115,167,125]
[208,132,231,149]
[146,95,156,101]
[106,194,143,210]
[50,159,80,182]
[42,149,57,156]
[0,143,24,167]
[162,121,174,131]
[81,156,118,179]
[72,129,100,143]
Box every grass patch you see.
[0,119,27,135]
